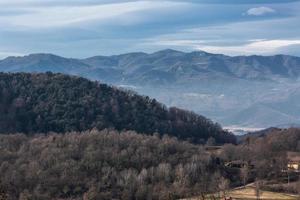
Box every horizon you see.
[1,48,300,60]
[1,0,300,58]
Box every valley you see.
[1,50,300,129]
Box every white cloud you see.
[196,39,300,55]
[0,0,124,7]
[143,39,206,48]
[246,6,276,16]
[0,0,299,57]
[144,37,300,56]
[0,1,187,29]
[142,15,300,56]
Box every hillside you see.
[1,128,299,200]
[0,72,235,144]
[1,50,300,128]
[0,130,226,200]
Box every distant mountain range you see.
[1,49,300,129]
[1,49,300,84]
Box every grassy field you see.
[183,186,300,200]
[227,187,299,200]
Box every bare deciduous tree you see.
[218,177,230,199]
[240,165,249,187]
[254,180,263,200]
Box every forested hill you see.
[0,72,235,144]
[0,130,226,199]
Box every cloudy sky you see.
[0,0,300,58]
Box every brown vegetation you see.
[0,129,229,200]
[0,127,300,200]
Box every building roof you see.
[287,151,300,162]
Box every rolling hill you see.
[0,72,235,144]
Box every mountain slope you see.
[1,50,300,85]
[81,50,300,84]
[1,50,300,129]
[0,72,235,144]
[0,54,89,73]
[225,103,299,127]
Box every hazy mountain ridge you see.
[1,49,300,129]
[1,49,300,84]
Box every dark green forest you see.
[0,72,235,144]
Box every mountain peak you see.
[26,53,68,60]
[152,49,185,55]
[2,53,65,62]
[189,50,211,56]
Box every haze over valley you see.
[1,49,300,130]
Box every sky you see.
[0,0,300,58]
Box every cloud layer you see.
[0,0,299,58]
